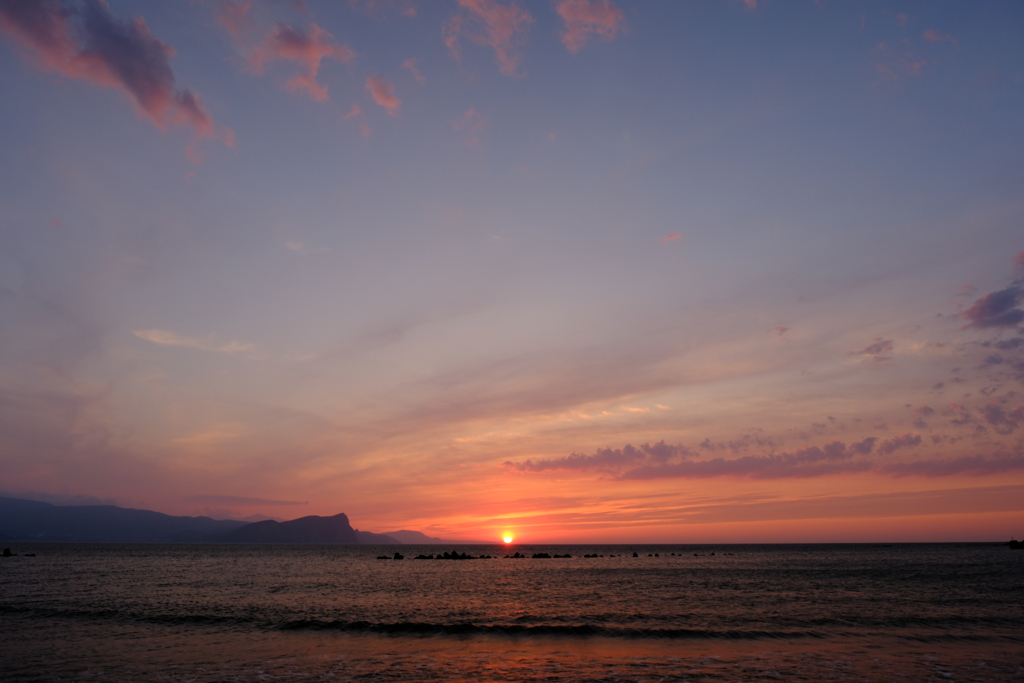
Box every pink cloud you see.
[742,0,757,9]
[454,107,485,146]
[51,217,63,228]
[769,326,789,336]
[342,104,361,120]
[366,75,400,115]
[0,0,233,154]
[216,0,253,39]
[962,284,1024,329]
[250,23,356,101]
[661,233,680,245]
[442,0,533,78]
[401,56,425,84]
[359,121,371,138]
[555,0,624,54]
[848,338,894,360]
[1014,250,1024,267]
[923,29,958,49]
[895,13,908,28]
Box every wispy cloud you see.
[922,29,958,49]
[0,0,233,154]
[454,107,485,146]
[250,22,356,101]
[848,337,894,361]
[216,0,253,39]
[366,74,400,115]
[133,329,256,356]
[442,0,533,77]
[401,56,425,83]
[555,0,624,54]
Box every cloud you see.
[347,0,417,19]
[622,441,875,480]
[442,0,533,77]
[979,402,1024,435]
[342,103,361,120]
[661,233,680,245]
[454,107,485,146]
[216,0,253,39]
[769,326,789,336]
[184,494,308,506]
[401,56,425,83]
[555,0,624,53]
[876,433,922,455]
[250,22,356,101]
[366,74,400,115]
[922,29,958,49]
[848,338,893,360]
[133,329,256,356]
[0,0,233,152]
[505,434,1021,481]
[504,441,691,473]
[962,283,1024,329]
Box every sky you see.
[1,0,1023,543]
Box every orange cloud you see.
[366,75,400,115]
[742,0,757,9]
[0,0,233,152]
[442,0,533,78]
[401,57,425,84]
[661,233,680,244]
[342,104,361,120]
[555,0,624,54]
[250,23,356,101]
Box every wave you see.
[2,604,1020,643]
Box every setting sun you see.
[503,535,513,544]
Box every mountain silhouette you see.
[220,513,359,544]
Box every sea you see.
[0,542,1021,682]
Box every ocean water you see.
[1,543,1021,681]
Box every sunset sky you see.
[2,0,1023,543]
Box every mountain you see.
[219,513,359,544]
[354,530,400,544]
[0,496,247,542]
[382,529,489,544]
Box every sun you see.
[503,535,513,544]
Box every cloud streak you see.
[0,0,233,152]
[133,329,255,356]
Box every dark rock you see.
[393,552,404,560]
[532,552,551,558]
[632,552,638,557]
[2,548,10,557]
